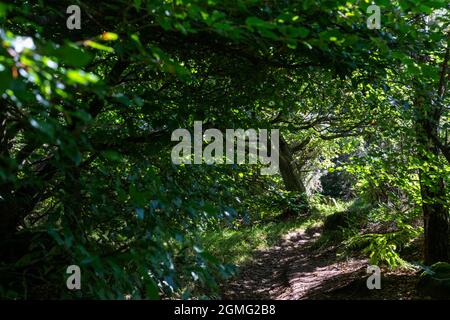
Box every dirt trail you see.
[223,227,418,300]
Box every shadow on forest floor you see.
[222,223,419,300]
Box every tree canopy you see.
[0,0,449,299]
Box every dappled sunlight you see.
[1,0,449,301]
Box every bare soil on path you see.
[223,227,419,300]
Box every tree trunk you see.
[415,94,449,264]
[64,167,82,231]
[279,134,307,193]
[0,110,13,238]
[419,171,448,264]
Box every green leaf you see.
[0,2,8,18]
[133,0,141,10]
[66,69,99,85]
[296,27,310,38]
[0,70,12,91]
[246,17,276,30]
[84,40,114,53]
[101,32,119,41]
[145,278,160,299]
[102,150,122,161]
[54,44,92,68]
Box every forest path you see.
[222,226,418,299]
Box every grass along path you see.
[222,225,418,299]
[207,200,420,300]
